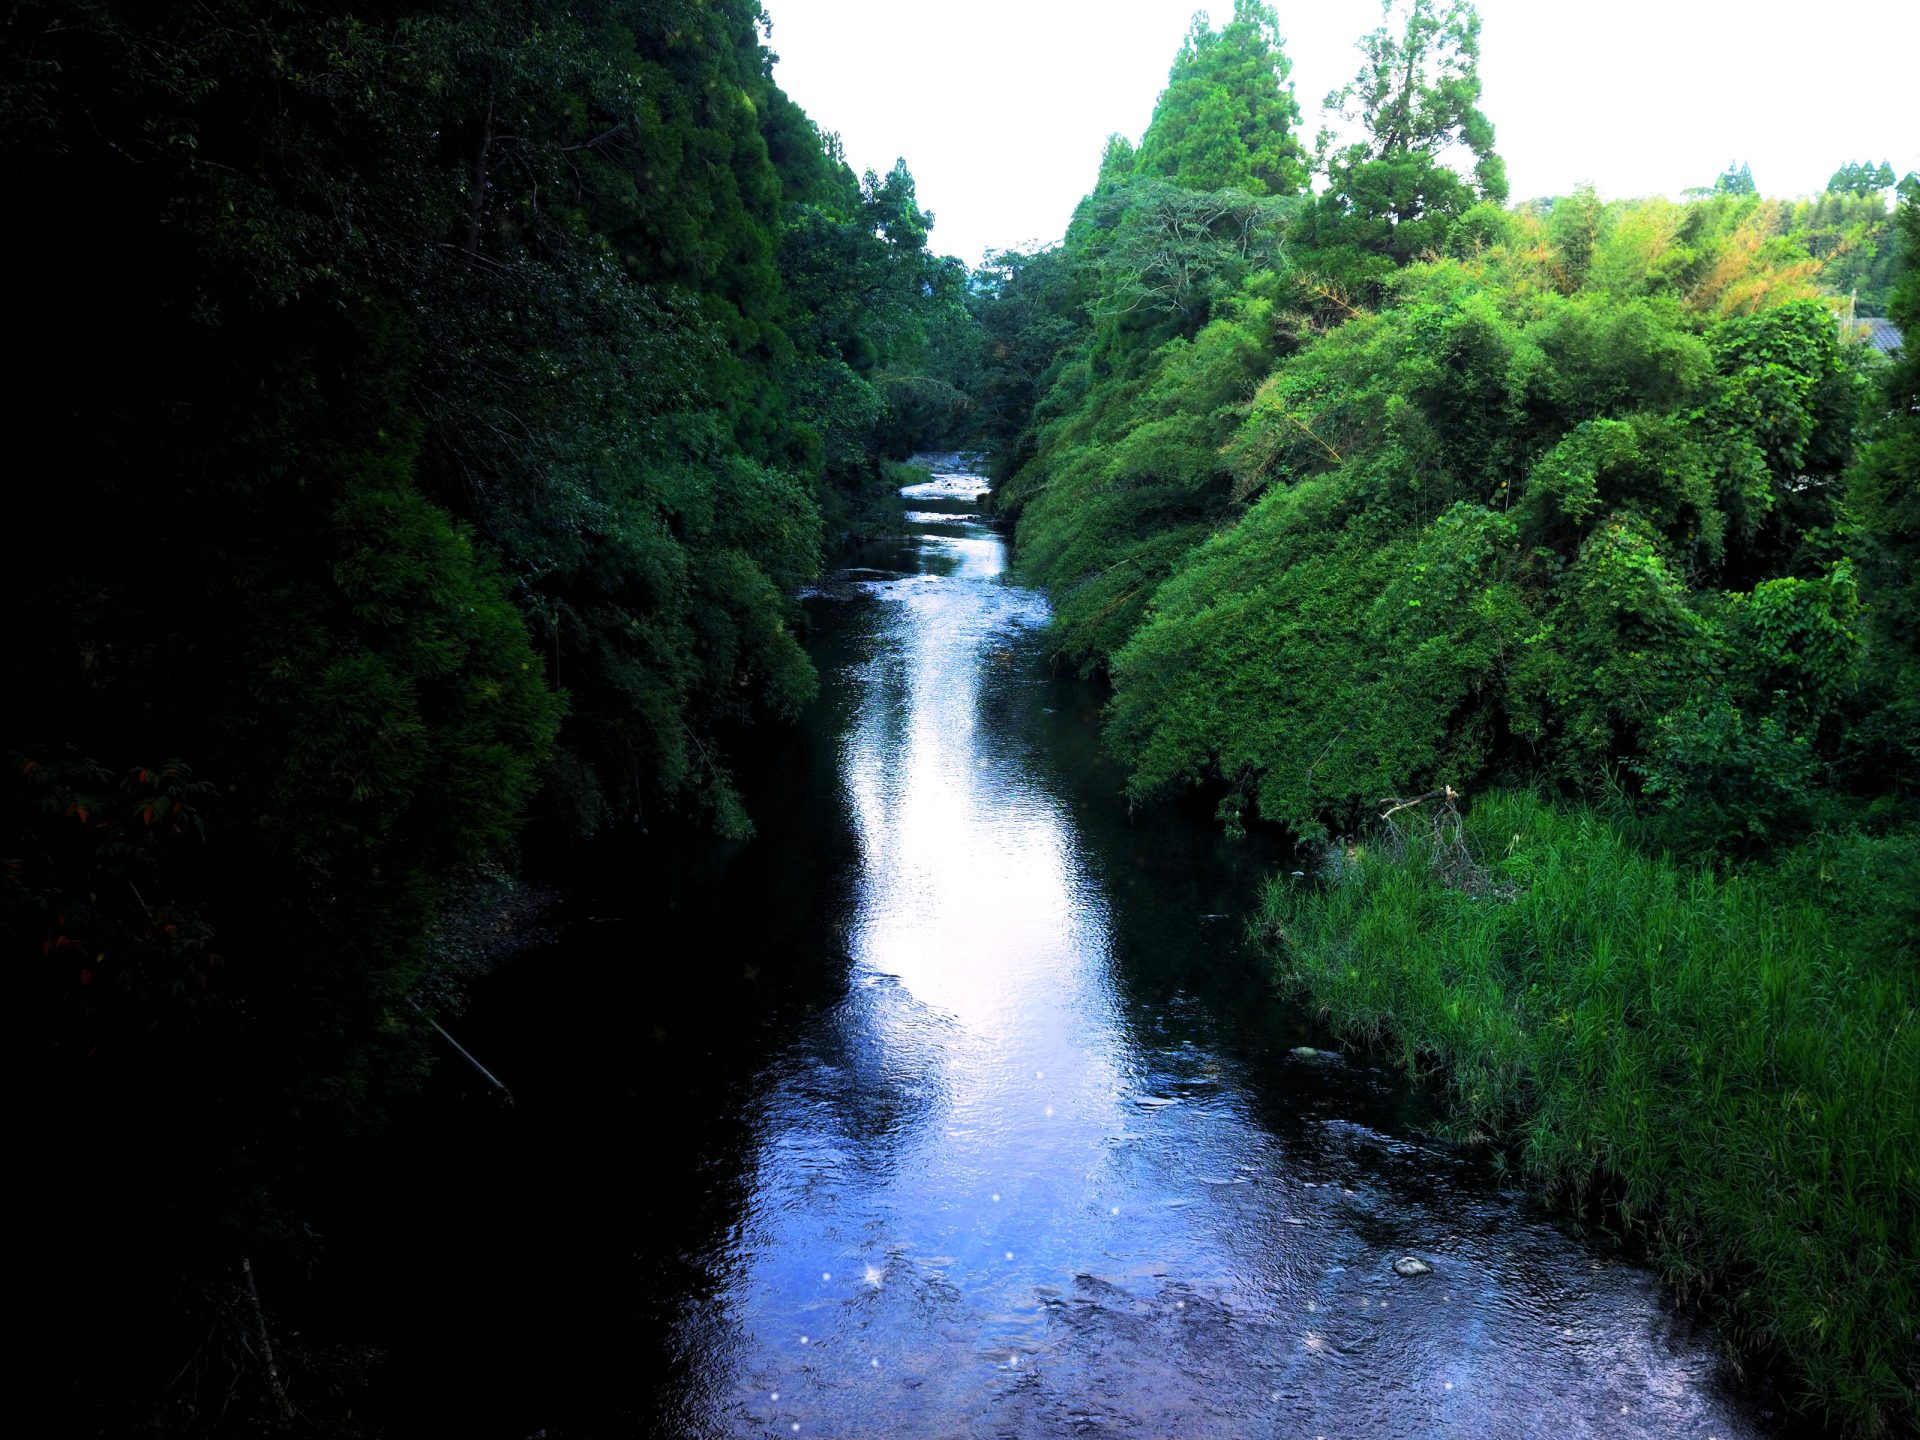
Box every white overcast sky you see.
[763,0,1920,265]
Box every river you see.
[330,461,1774,1438]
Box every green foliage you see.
[1844,186,1920,790]
[1134,1,1308,197]
[1111,486,1528,836]
[1565,192,1826,319]
[1826,158,1896,196]
[5,0,951,1427]
[1083,179,1296,326]
[968,244,1087,476]
[1714,160,1758,195]
[983,5,1890,839]
[1100,237,1875,837]
[1543,184,1608,288]
[1632,561,1865,845]
[1728,563,1865,720]
[980,6,1314,669]
[1302,0,1507,282]
[1004,286,1287,671]
[1261,791,1920,1435]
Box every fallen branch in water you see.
[238,1257,292,1422]
[407,998,514,1105]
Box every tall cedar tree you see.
[1134,0,1309,197]
[1306,0,1507,283]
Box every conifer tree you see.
[1827,159,1898,195]
[1307,0,1507,269]
[1135,0,1308,196]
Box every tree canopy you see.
[1133,0,1309,197]
[979,0,1912,859]
[6,1,961,1429]
[1303,0,1508,278]
[1827,158,1896,195]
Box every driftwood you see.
[238,1257,292,1422]
[1374,785,1518,900]
[408,998,514,1105]
[1377,785,1460,821]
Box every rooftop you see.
[1842,316,1905,355]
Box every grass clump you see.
[1262,789,1919,1434]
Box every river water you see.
[335,464,1773,1438]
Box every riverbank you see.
[1259,789,1919,1435]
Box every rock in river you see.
[1393,1256,1435,1277]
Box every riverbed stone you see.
[1393,1256,1434,1277]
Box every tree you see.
[1134,0,1308,197]
[967,244,1084,473]
[1780,188,1900,314]
[1086,179,1294,324]
[1305,0,1508,272]
[1846,185,1920,782]
[1828,158,1897,194]
[1714,160,1757,195]
[4,0,958,1426]
[1546,183,1609,289]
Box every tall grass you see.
[1261,791,1919,1434]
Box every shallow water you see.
[331,467,1773,1438]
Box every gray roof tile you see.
[1844,317,1904,354]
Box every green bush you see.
[1104,258,1875,838]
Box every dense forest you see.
[9,0,1915,1434]
[6,0,961,1431]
